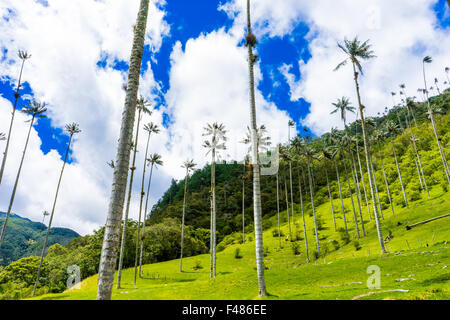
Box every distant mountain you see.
[0,212,80,266]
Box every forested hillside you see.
[0,212,79,266]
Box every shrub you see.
[291,242,300,255]
[331,240,340,251]
[353,240,362,251]
[193,260,203,270]
[339,229,350,245]
[263,246,270,257]
[312,250,319,260]
[272,228,284,237]
[234,248,243,259]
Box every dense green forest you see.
[0,212,79,266]
[1,90,449,300]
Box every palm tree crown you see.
[148,153,163,167]
[0,133,5,141]
[21,100,48,119]
[182,159,196,173]
[65,123,81,136]
[335,37,376,75]
[331,97,355,126]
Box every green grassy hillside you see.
[32,187,450,300]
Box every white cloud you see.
[0,0,170,235]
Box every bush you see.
[272,228,284,237]
[234,248,243,259]
[263,246,270,257]
[312,250,319,260]
[331,240,340,251]
[441,180,448,193]
[353,240,362,251]
[193,260,203,270]
[339,229,350,245]
[291,242,300,255]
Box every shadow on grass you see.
[420,273,450,286]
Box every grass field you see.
[31,187,450,300]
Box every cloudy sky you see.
[0,0,449,235]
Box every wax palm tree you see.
[133,122,158,284]
[422,56,450,184]
[326,129,348,234]
[203,122,227,278]
[35,211,50,255]
[321,146,337,231]
[245,0,266,297]
[385,121,409,208]
[279,146,292,240]
[372,129,395,215]
[241,125,271,153]
[297,139,320,256]
[0,51,31,185]
[434,78,441,95]
[0,133,5,141]
[117,96,151,289]
[287,121,296,228]
[331,97,355,127]
[33,122,81,296]
[97,0,150,300]
[291,137,310,262]
[336,133,360,238]
[274,148,281,249]
[335,37,385,253]
[138,153,163,276]
[445,67,450,84]
[180,159,196,272]
[241,154,251,244]
[349,135,368,230]
[0,101,47,248]
[404,99,429,196]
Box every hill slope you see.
[0,212,80,266]
[32,187,450,300]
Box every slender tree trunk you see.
[369,154,384,220]
[349,151,366,236]
[33,134,73,296]
[356,145,372,220]
[391,138,409,208]
[210,149,217,278]
[97,0,149,300]
[378,146,395,216]
[352,62,385,253]
[276,174,281,249]
[180,168,189,272]
[0,116,35,248]
[423,62,450,184]
[289,161,295,231]
[284,173,292,239]
[306,157,320,257]
[298,166,309,263]
[343,154,360,239]
[334,159,348,233]
[0,59,26,185]
[139,163,154,277]
[117,107,142,289]
[325,166,337,231]
[242,176,245,244]
[134,131,151,284]
[246,0,266,297]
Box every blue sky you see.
[0,0,449,234]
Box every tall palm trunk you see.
[423,62,450,184]
[0,115,36,248]
[33,133,73,296]
[284,172,292,239]
[246,0,266,297]
[391,137,409,208]
[210,149,216,278]
[369,154,384,220]
[334,159,348,233]
[117,107,142,289]
[139,163,154,277]
[134,130,152,283]
[325,165,337,231]
[349,151,366,236]
[405,106,428,195]
[356,145,371,220]
[306,157,320,257]
[298,166,309,263]
[180,168,189,272]
[289,161,295,231]
[352,62,385,253]
[342,154,360,239]
[242,175,245,244]
[97,0,149,300]
[0,57,27,185]
[276,173,281,249]
[377,146,395,215]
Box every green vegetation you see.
[0,212,79,266]
[28,188,450,300]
